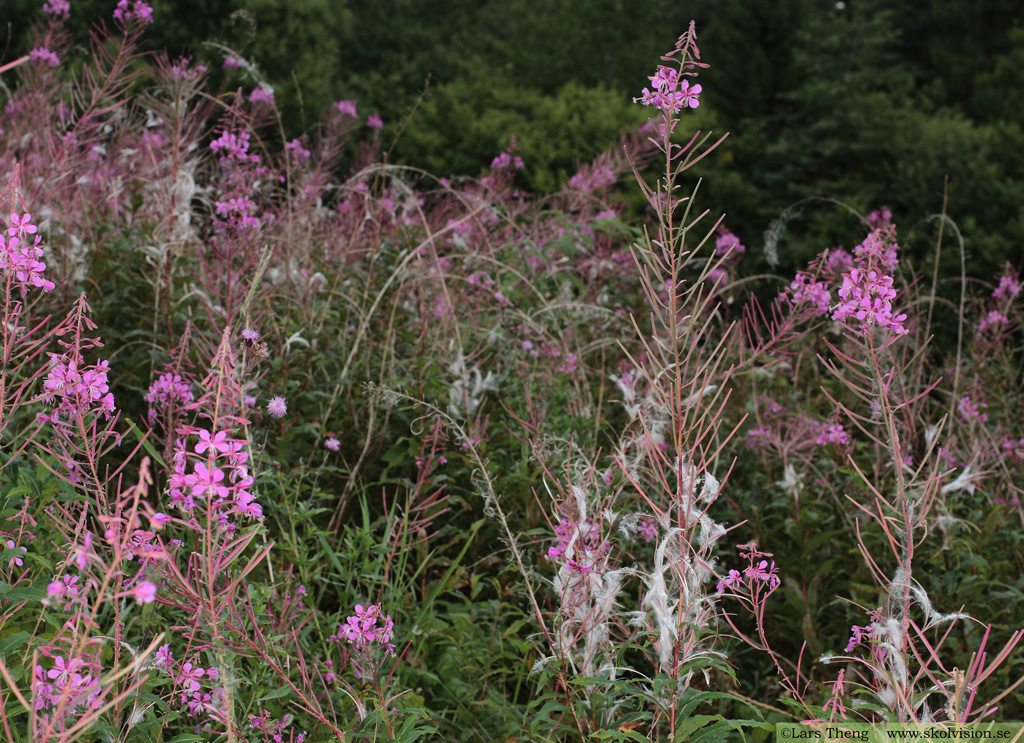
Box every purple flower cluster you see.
[636,66,701,113]
[568,162,616,193]
[32,654,102,720]
[332,603,395,655]
[866,207,893,230]
[636,516,658,542]
[210,128,258,164]
[249,84,275,106]
[715,230,746,256]
[490,151,524,170]
[957,394,988,423]
[169,56,206,79]
[166,427,262,525]
[832,227,908,337]
[29,47,61,67]
[113,0,153,25]
[333,100,358,117]
[43,0,70,20]
[174,657,222,717]
[547,517,609,573]
[817,423,850,446]
[250,711,307,743]
[845,622,877,653]
[717,546,781,594]
[46,574,84,610]
[977,310,1009,334]
[994,271,1021,302]
[214,196,260,230]
[852,229,899,269]
[144,371,193,422]
[41,354,115,423]
[2,213,55,292]
[285,139,311,164]
[787,272,832,316]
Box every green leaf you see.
[0,584,46,602]
[256,684,292,704]
[0,630,31,657]
[123,417,168,470]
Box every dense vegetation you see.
[0,2,1021,741]
[5,0,1024,274]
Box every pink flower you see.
[29,47,61,67]
[43,0,71,20]
[210,128,257,163]
[491,151,524,170]
[744,559,780,590]
[249,84,275,106]
[194,429,235,455]
[977,310,1009,334]
[73,532,93,570]
[636,66,702,113]
[832,265,908,337]
[853,228,899,269]
[846,623,876,653]
[177,662,205,692]
[334,100,358,117]
[957,394,988,423]
[8,213,38,237]
[144,372,193,422]
[637,517,658,542]
[131,581,157,604]
[5,539,26,568]
[234,491,263,520]
[367,113,384,129]
[266,396,287,417]
[337,603,395,654]
[189,462,229,499]
[169,56,206,78]
[786,272,831,316]
[324,437,340,451]
[716,569,742,593]
[817,423,850,446]
[113,0,153,25]
[47,655,83,685]
[241,327,259,342]
[285,139,311,164]
[715,231,745,256]
[0,233,54,292]
[154,644,174,671]
[993,269,1021,302]
[866,207,893,230]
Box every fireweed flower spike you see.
[329,603,397,683]
[113,0,153,26]
[634,22,707,115]
[29,48,61,67]
[831,225,908,338]
[1,211,55,293]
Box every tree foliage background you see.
[5,0,1023,275]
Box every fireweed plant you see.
[0,4,1021,742]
